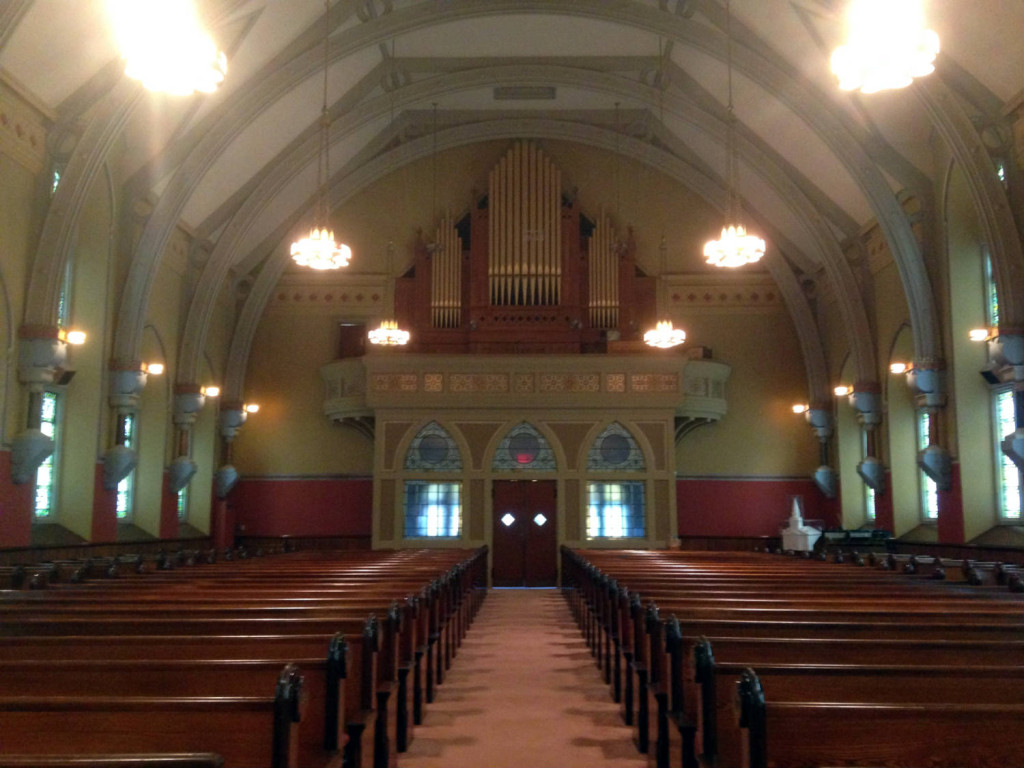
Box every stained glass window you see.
[918,411,938,521]
[492,423,556,471]
[996,390,1022,520]
[33,392,59,519]
[587,423,644,472]
[586,482,645,539]
[116,414,136,521]
[403,482,462,538]
[404,422,462,471]
[177,486,189,521]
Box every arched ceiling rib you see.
[6,0,1021,375]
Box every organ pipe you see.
[588,211,619,329]
[430,212,462,328]
[488,141,562,306]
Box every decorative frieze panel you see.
[370,373,418,393]
[450,374,509,393]
[538,373,600,393]
[631,374,678,393]
[322,354,731,425]
[665,274,781,313]
[269,275,388,314]
[0,83,47,174]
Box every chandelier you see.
[368,320,410,346]
[644,321,686,349]
[111,0,227,96]
[291,0,351,270]
[704,0,765,269]
[831,0,939,94]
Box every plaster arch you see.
[178,64,845,387]
[0,254,13,446]
[885,323,920,538]
[118,0,931,377]
[220,122,835,422]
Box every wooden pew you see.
[563,547,1024,768]
[0,754,224,768]
[695,638,1024,768]
[736,668,1024,768]
[0,664,305,768]
[1,547,487,768]
[0,634,349,768]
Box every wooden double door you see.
[491,480,558,587]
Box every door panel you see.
[491,480,557,587]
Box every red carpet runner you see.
[401,588,646,768]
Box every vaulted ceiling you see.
[3,0,1023,391]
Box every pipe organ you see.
[588,211,620,331]
[395,141,655,353]
[430,213,462,329]
[488,143,562,307]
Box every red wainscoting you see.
[231,476,373,537]
[937,461,964,544]
[0,450,32,547]
[873,470,895,535]
[677,476,838,538]
[90,462,118,543]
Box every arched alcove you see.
[835,355,868,530]
[886,325,920,538]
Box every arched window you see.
[492,422,555,471]
[587,422,644,472]
[33,391,60,520]
[404,422,462,471]
[403,422,463,538]
[586,423,646,539]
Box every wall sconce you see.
[889,362,910,374]
[201,385,220,398]
[833,385,851,397]
[244,403,260,414]
[142,362,165,375]
[969,328,994,342]
[792,403,809,414]
[59,328,87,345]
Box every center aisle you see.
[401,588,648,768]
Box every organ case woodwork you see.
[394,141,656,353]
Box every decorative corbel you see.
[168,384,205,493]
[804,407,836,498]
[103,364,147,490]
[993,332,1024,470]
[907,361,951,491]
[11,326,66,483]
[214,403,247,498]
[849,383,886,494]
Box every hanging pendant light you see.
[645,42,686,350]
[644,320,686,349]
[291,0,351,270]
[704,0,765,269]
[110,0,227,96]
[368,319,410,346]
[831,0,939,95]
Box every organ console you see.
[395,141,657,354]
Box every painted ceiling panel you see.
[230,117,388,267]
[184,0,330,132]
[181,48,380,226]
[668,44,872,226]
[396,15,660,58]
[0,0,119,108]
[930,0,1024,101]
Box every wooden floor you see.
[401,589,645,768]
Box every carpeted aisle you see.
[401,588,647,768]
